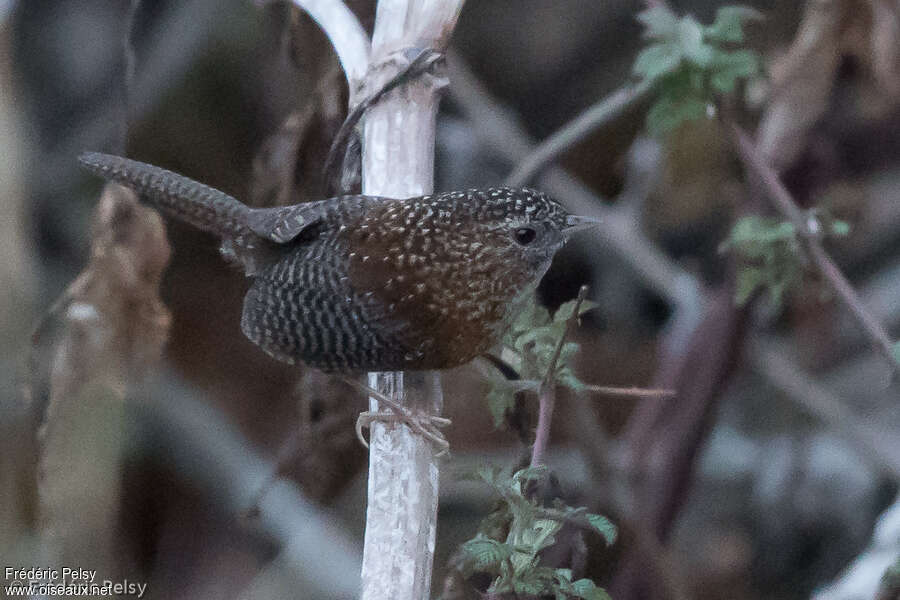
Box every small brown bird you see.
[79,152,596,373]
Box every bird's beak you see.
[564,214,602,235]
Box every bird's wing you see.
[245,201,332,244]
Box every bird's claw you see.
[355,410,451,457]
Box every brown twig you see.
[531,285,588,468]
[728,121,900,380]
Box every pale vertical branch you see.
[274,1,463,597]
[359,3,464,600]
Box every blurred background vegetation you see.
[1,1,898,599]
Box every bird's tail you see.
[78,152,252,240]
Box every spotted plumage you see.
[79,152,594,372]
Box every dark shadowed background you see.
[1,1,898,599]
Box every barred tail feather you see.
[78,152,252,240]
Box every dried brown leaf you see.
[34,182,171,581]
[758,0,846,170]
[759,0,900,170]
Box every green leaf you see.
[677,16,713,67]
[557,341,580,364]
[586,513,618,546]
[725,216,795,247]
[831,219,851,236]
[555,298,599,323]
[515,323,563,354]
[647,93,709,135]
[633,43,684,81]
[555,568,573,584]
[705,6,763,43]
[556,365,586,391]
[634,4,764,137]
[513,570,550,596]
[459,463,504,486]
[892,341,900,367]
[486,381,517,429]
[767,272,793,308]
[709,49,760,93]
[462,537,512,570]
[633,17,715,83]
[512,465,549,484]
[572,579,612,600]
[636,4,679,39]
[511,301,551,335]
[520,519,563,554]
[735,267,764,305]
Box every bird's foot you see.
[355,409,451,457]
[343,375,451,456]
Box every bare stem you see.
[506,81,652,187]
[728,121,900,379]
[582,385,676,399]
[356,4,464,600]
[531,285,588,468]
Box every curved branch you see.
[506,81,652,187]
[286,0,371,90]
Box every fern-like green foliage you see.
[633,5,762,135]
[722,216,802,307]
[454,466,616,599]
[721,214,851,307]
[486,298,597,428]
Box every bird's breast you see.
[339,230,531,367]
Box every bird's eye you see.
[513,227,537,245]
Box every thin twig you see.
[547,286,589,384]
[506,80,652,187]
[531,285,588,468]
[582,385,676,399]
[728,121,900,379]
